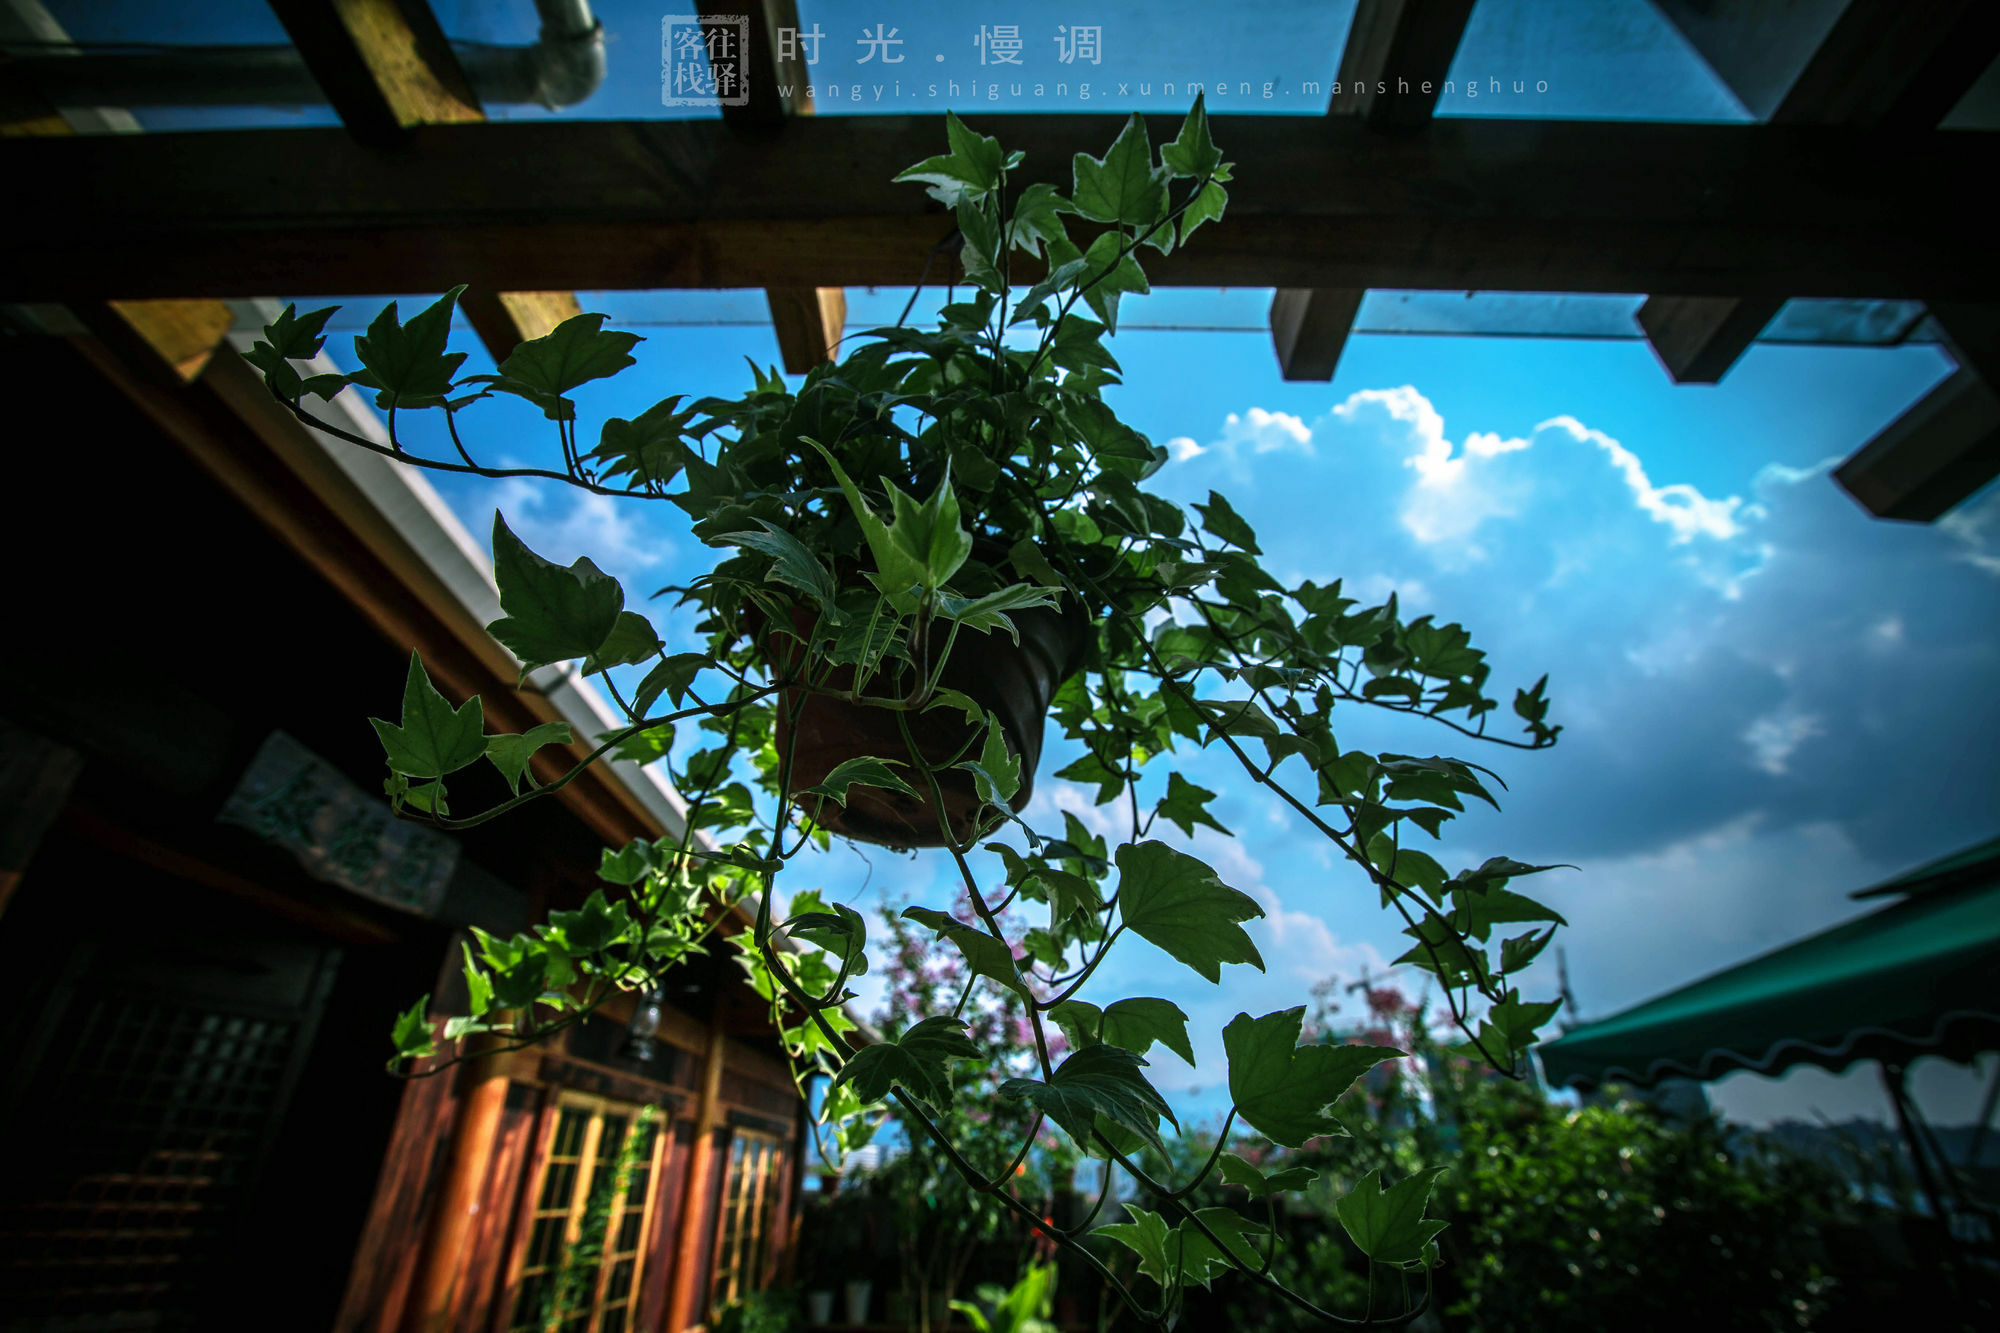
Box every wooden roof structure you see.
[3,0,1997,522]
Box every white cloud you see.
[1742,707,1826,775]
[1538,415,1744,543]
[491,480,667,581]
[1165,406,1313,467]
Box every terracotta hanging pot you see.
[763,553,1088,849]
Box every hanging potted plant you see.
[247,100,1570,1329]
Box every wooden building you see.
[0,312,812,1330]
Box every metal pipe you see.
[1,0,603,110]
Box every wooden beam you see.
[764,286,845,372]
[1637,2,1999,385]
[1769,0,2000,128]
[2,116,1994,301]
[0,4,238,382]
[1657,0,2000,130]
[1274,2,1475,376]
[1834,369,2000,523]
[1332,0,1478,128]
[1270,287,1364,381]
[267,2,581,364]
[1636,294,1781,384]
[697,0,812,128]
[265,0,482,147]
[691,1,842,373]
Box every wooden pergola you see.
[4,0,1997,520]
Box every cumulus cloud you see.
[1164,407,1313,476]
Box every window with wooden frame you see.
[710,1129,786,1310]
[504,1092,668,1333]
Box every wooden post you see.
[667,1007,729,1331]
[398,1042,538,1333]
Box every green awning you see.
[1537,837,2000,1091]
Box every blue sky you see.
[66,0,1992,1131]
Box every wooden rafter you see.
[1834,369,2000,523]
[1331,0,1478,129]
[266,0,585,364]
[1270,288,1365,383]
[5,116,1992,302]
[1271,0,1476,381]
[265,0,481,147]
[1639,0,2000,385]
[1635,294,1782,385]
[691,0,843,373]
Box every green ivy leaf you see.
[1096,997,1195,1065]
[959,720,1022,809]
[391,998,435,1059]
[1218,1153,1319,1199]
[349,286,468,409]
[370,652,487,779]
[1160,91,1223,179]
[1179,179,1229,245]
[903,906,1029,1000]
[1485,993,1563,1052]
[803,756,917,807]
[1174,1208,1267,1288]
[596,839,654,885]
[546,888,632,954]
[1335,1167,1449,1266]
[502,311,640,403]
[484,720,574,795]
[1114,841,1265,983]
[632,652,710,716]
[1055,231,1150,334]
[488,512,625,673]
[1006,181,1076,256]
[1192,490,1260,553]
[1223,1007,1403,1148]
[1047,1000,1103,1051]
[264,302,338,360]
[1072,113,1167,226]
[460,942,495,1017]
[591,394,697,488]
[1096,1205,1174,1286]
[1155,771,1232,838]
[788,902,869,979]
[1000,1043,1178,1156]
[1022,927,1066,969]
[956,195,1005,291]
[893,110,1004,206]
[1500,926,1557,973]
[935,582,1061,643]
[831,1014,982,1109]
[803,437,966,611]
[583,610,663,676]
[715,520,843,616]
